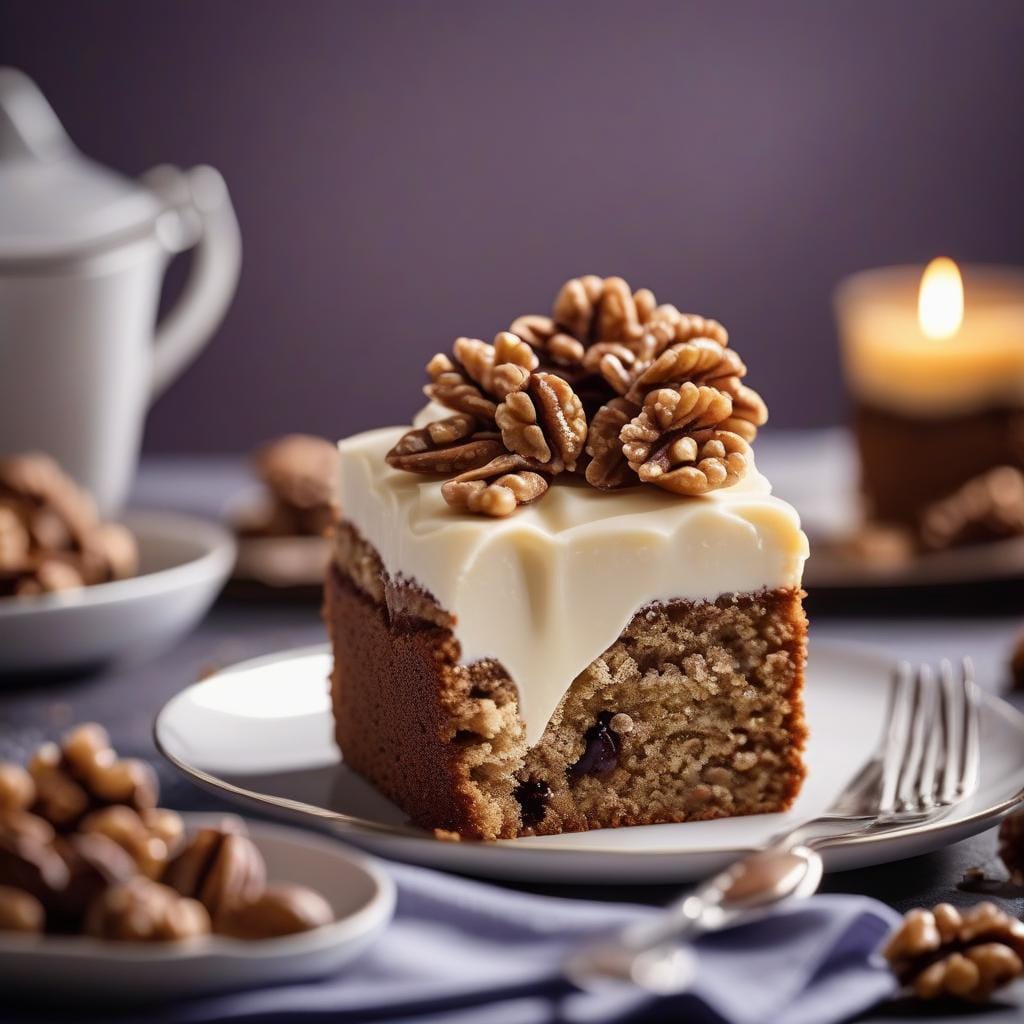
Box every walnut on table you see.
[883,901,1024,1001]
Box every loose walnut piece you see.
[50,832,138,923]
[0,454,98,549]
[28,743,91,830]
[217,884,334,939]
[0,821,70,905]
[0,763,35,813]
[141,807,185,858]
[884,902,1024,1002]
[84,876,210,942]
[0,506,30,570]
[255,434,340,513]
[29,724,158,831]
[15,559,83,597]
[80,805,173,879]
[0,454,137,596]
[0,884,44,933]
[921,467,1024,552]
[442,455,549,518]
[164,823,266,927]
[620,384,751,495]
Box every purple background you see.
[3,0,1024,451]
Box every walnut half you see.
[495,371,587,472]
[441,454,549,518]
[619,384,750,495]
[884,902,1024,1002]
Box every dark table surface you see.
[3,446,1024,1022]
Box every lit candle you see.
[834,261,1024,529]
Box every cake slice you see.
[325,276,809,840]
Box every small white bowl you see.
[0,509,234,676]
[0,814,396,1004]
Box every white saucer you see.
[0,510,234,676]
[0,813,395,1003]
[155,643,1024,884]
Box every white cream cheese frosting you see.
[338,426,808,745]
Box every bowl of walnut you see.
[0,724,396,1003]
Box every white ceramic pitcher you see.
[0,68,241,515]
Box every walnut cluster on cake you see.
[326,275,808,840]
[386,276,767,515]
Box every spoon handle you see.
[565,845,823,993]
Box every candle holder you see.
[834,263,1024,540]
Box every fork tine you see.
[937,659,959,804]
[957,657,981,799]
[878,663,914,816]
[914,666,942,811]
[895,665,929,813]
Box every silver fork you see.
[779,657,980,848]
[566,658,981,992]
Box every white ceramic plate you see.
[760,429,1024,589]
[0,510,234,676]
[155,644,1024,884]
[0,813,395,1003]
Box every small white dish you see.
[233,534,330,589]
[0,813,395,1003]
[0,509,234,676]
[155,643,1024,884]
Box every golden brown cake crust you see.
[325,524,807,841]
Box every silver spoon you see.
[565,845,823,994]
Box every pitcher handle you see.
[144,164,242,401]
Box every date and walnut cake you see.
[325,276,809,840]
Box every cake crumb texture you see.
[326,523,807,840]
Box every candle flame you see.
[918,257,964,340]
